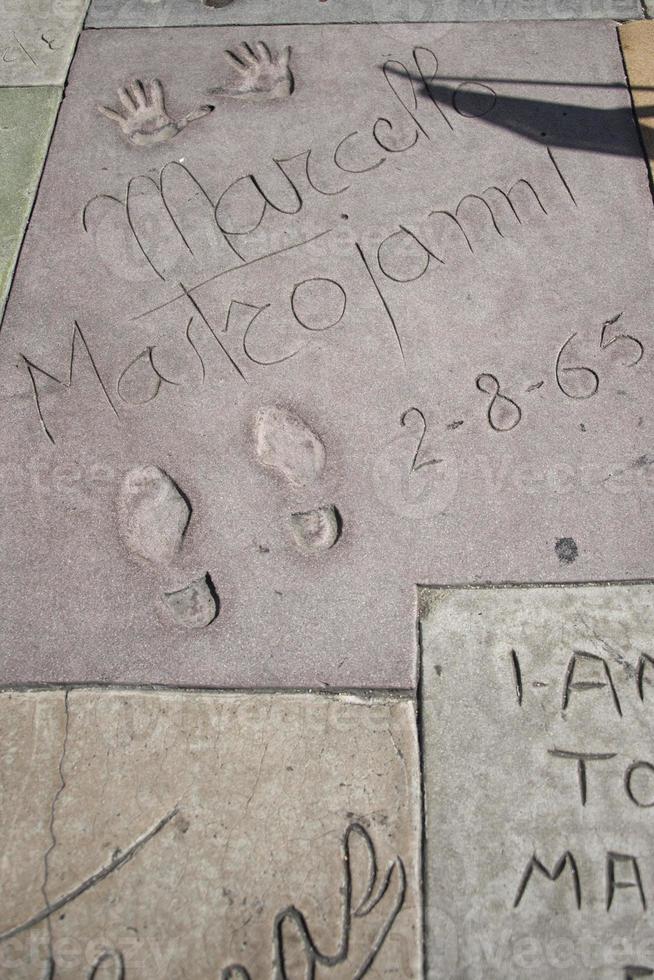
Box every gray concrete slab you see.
[86,0,644,28]
[0,690,421,979]
[421,582,654,979]
[0,0,89,86]
[0,21,652,689]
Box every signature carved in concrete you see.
[221,821,406,978]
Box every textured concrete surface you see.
[0,690,420,978]
[0,0,89,86]
[421,583,654,979]
[0,87,61,322]
[0,692,64,978]
[0,21,652,689]
[620,21,654,182]
[86,0,644,28]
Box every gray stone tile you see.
[85,0,644,28]
[0,87,61,321]
[0,690,421,978]
[420,582,654,979]
[0,21,652,689]
[0,1,89,86]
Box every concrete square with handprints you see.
[421,582,654,980]
[0,690,420,978]
[0,22,652,688]
[0,0,89,86]
[0,86,61,319]
[85,0,644,28]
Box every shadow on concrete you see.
[385,64,654,159]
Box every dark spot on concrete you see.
[555,537,578,564]
[434,664,442,676]
[446,420,464,430]
[579,423,586,432]
[634,454,654,469]
[256,542,270,554]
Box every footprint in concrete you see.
[290,505,341,556]
[255,404,326,489]
[254,405,342,556]
[118,465,218,627]
[118,465,190,565]
[163,574,218,629]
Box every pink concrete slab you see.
[0,21,652,689]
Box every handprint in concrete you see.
[98,79,213,146]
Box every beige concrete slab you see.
[0,691,65,979]
[0,86,61,322]
[0,690,421,978]
[620,21,654,183]
[421,582,654,979]
[0,1,89,86]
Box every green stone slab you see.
[0,86,61,320]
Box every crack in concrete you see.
[1,805,179,944]
[40,688,70,965]
[386,723,409,799]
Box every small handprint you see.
[98,79,213,147]
[209,41,293,102]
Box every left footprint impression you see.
[117,465,218,628]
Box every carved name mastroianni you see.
[25,144,581,447]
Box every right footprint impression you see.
[254,405,342,556]
[117,465,218,629]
